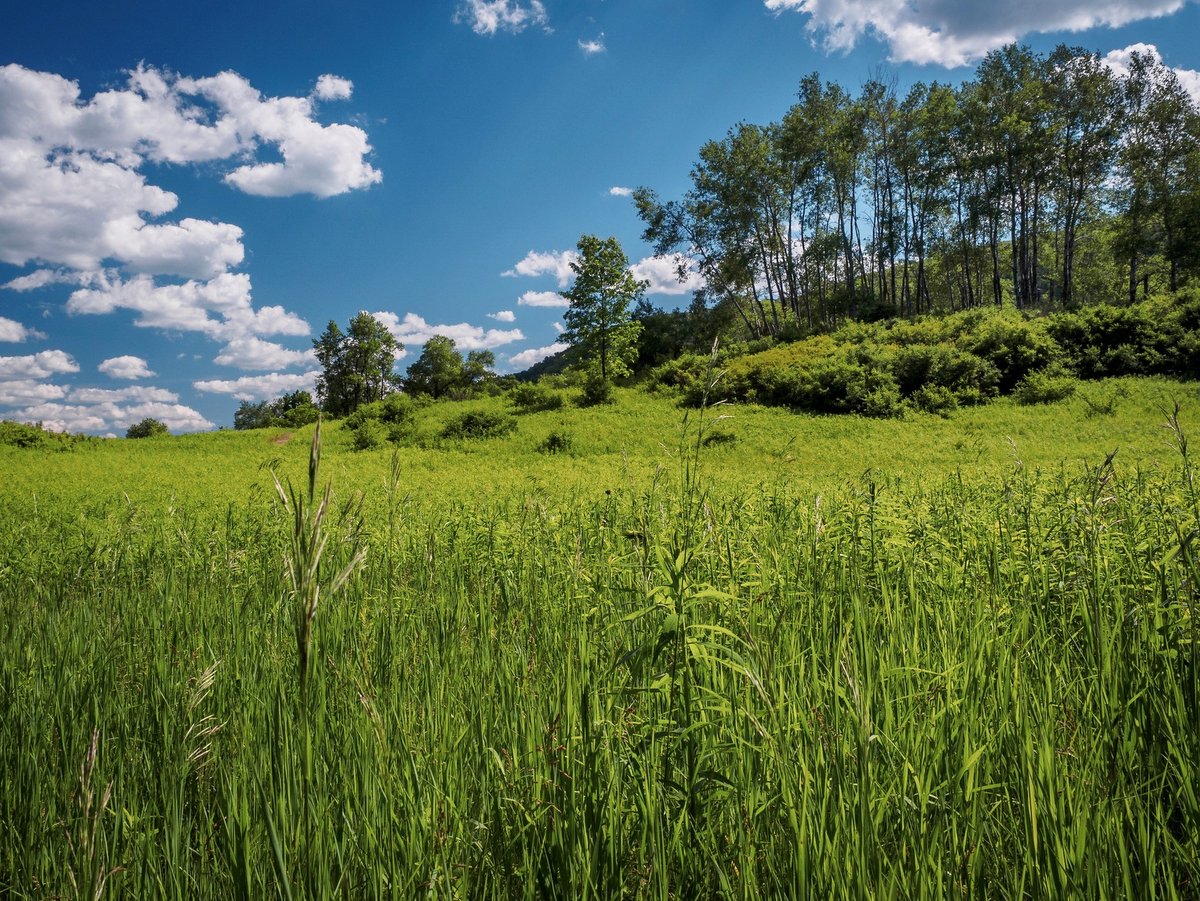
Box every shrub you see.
[510,383,565,414]
[962,313,1058,392]
[577,374,614,407]
[910,384,959,416]
[441,411,517,440]
[538,429,573,454]
[1014,369,1078,405]
[379,393,424,425]
[351,418,385,450]
[126,418,169,439]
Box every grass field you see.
[1,377,1198,898]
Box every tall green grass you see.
[0,383,1197,897]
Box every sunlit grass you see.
[0,377,1197,897]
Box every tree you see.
[405,336,464,399]
[234,390,320,430]
[126,418,168,439]
[313,313,403,415]
[560,235,646,388]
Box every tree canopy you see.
[126,418,169,439]
[635,43,1200,337]
[560,235,646,387]
[313,313,403,415]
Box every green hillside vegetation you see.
[2,380,1199,896]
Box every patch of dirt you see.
[271,432,293,445]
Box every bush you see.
[962,313,1058,392]
[379,392,425,425]
[910,385,959,416]
[1014,369,1078,405]
[126,418,169,439]
[351,418,386,450]
[510,383,565,414]
[538,429,573,454]
[441,411,517,440]
[577,374,614,407]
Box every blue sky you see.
[2,0,1199,433]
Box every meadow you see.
[1,377,1198,898]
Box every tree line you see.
[635,44,1200,337]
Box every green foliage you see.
[440,410,517,440]
[313,313,403,416]
[126,418,169,439]
[234,390,320,430]
[576,371,615,407]
[0,420,67,449]
[509,382,564,414]
[350,418,386,451]
[1014,369,1079,405]
[561,235,645,386]
[537,429,573,454]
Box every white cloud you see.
[1103,43,1200,103]
[764,0,1188,67]
[489,310,516,322]
[517,290,569,308]
[0,63,375,283]
[194,370,319,401]
[2,268,107,292]
[213,336,315,370]
[454,0,549,35]
[0,379,67,406]
[552,321,565,333]
[630,254,706,296]
[67,385,177,404]
[579,35,607,55]
[503,249,578,286]
[66,273,309,340]
[609,186,632,197]
[371,311,525,351]
[9,400,213,434]
[509,341,569,368]
[0,317,45,342]
[99,355,155,379]
[0,349,78,379]
[313,74,354,101]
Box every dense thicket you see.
[636,44,1200,336]
[651,293,1200,417]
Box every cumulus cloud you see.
[1103,42,1200,103]
[630,255,706,296]
[371,311,525,351]
[194,370,319,401]
[66,273,309,340]
[509,341,569,368]
[579,35,607,55]
[8,400,213,434]
[517,290,569,308]
[313,74,354,101]
[454,0,550,35]
[0,349,78,379]
[4,269,110,292]
[0,316,45,342]
[213,336,315,370]
[609,186,632,197]
[489,310,516,322]
[99,355,155,379]
[764,0,1188,67]
[0,379,67,406]
[0,64,375,362]
[503,249,578,286]
[67,385,177,404]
